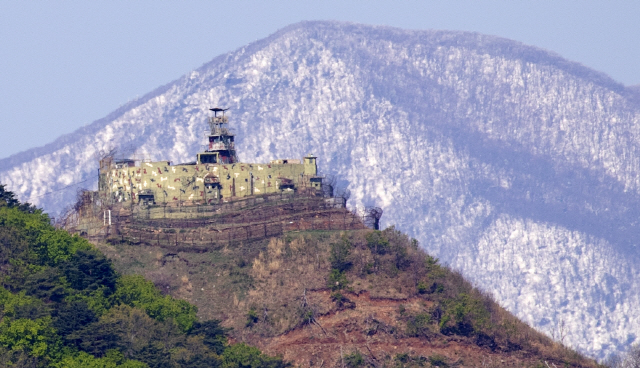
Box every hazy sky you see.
[1,1,639,160]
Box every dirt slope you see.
[95,225,601,368]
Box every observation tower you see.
[197,107,238,164]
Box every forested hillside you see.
[0,184,288,367]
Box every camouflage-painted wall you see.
[99,155,320,205]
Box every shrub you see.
[424,255,439,270]
[331,292,355,310]
[331,292,345,303]
[417,281,428,294]
[328,269,349,291]
[343,350,364,368]
[395,353,410,363]
[222,343,290,368]
[363,262,374,274]
[428,354,448,367]
[417,281,444,295]
[329,235,352,272]
[393,353,427,367]
[406,313,433,338]
[438,293,490,337]
[245,308,259,327]
[365,231,389,255]
[398,304,406,316]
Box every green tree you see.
[0,183,39,213]
[178,352,221,368]
[0,215,33,279]
[189,320,228,354]
[60,249,118,294]
[0,317,60,359]
[0,287,48,320]
[111,275,198,332]
[0,204,91,267]
[53,300,97,340]
[51,350,148,368]
[69,305,175,359]
[35,228,93,266]
[136,342,171,368]
[24,267,68,302]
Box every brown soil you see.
[85,203,601,368]
[257,290,556,367]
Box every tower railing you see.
[209,116,228,123]
[207,127,233,136]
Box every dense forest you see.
[0,184,289,367]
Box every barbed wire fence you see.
[66,189,382,250]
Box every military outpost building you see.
[98,108,323,206]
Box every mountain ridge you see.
[1,21,633,169]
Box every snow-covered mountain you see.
[2,21,639,359]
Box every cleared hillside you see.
[94,216,602,367]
